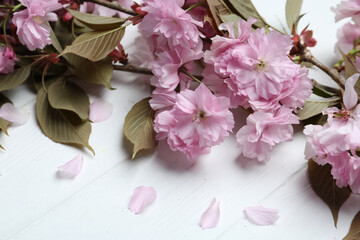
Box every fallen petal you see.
[0,103,30,125]
[128,186,157,214]
[200,198,220,229]
[57,154,84,178]
[244,206,279,226]
[89,99,113,123]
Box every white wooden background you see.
[1,1,359,239]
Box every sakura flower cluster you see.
[204,18,312,161]
[304,74,360,193]
[334,0,360,70]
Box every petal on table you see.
[128,186,157,214]
[244,206,279,226]
[89,99,113,123]
[0,103,30,125]
[57,154,84,178]
[200,198,220,229]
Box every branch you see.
[301,49,345,90]
[81,0,137,16]
[113,64,153,75]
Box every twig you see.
[113,64,153,75]
[301,49,345,90]
[81,0,137,16]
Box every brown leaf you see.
[308,159,352,227]
[343,211,360,240]
[124,98,157,158]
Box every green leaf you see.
[60,26,125,62]
[312,85,337,98]
[0,66,31,91]
[66,54,114,89]
[206,0,232,31]
[297,100,331,120]
[308,159,352,227]
[225,0,268,28]
[343,211,360,240]
[36,88,94,154]
[47,79,90,120]
[66,9,125,30]
[285,0,303,30]
[0,93,11,135]
[49,24,63,53]
[124,98,157,159]
[219,13,243,36]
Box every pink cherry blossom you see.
[304,73,360,192]
[0,47,18,74]
[140,0,204,49]
[149,88,176,110]
[237,107,299,161]
[154,84,234,162]
[12,0,62,51]
[80,0,132,18]
[336,22,360,54]
[332,0,360,22]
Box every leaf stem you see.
[179,68,202,84]
[334,49,360,69]
[113,64,153,75]
[80,0,137,16]
[186,2,205,12]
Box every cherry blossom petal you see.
[200,198,220,229]
[244,206,279,226]
[344,73,360,110]
[57,154,84,178]
[128,186,157,214]
[89,99,113,123]
[0,103,30,125]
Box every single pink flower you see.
[200,198,220,229]
[0,47,18,74]
[140,0,204,49]
[12,0,62,51]
[154,84,234,162]
[332,0,360,22]
[237,107,299,161]
[128,186,157,214]
[336,22,360,54]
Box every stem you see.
[186,2,205,12]
[334,49,360,68]
[81,0,136,16]
[301,49,345,89]
[113,64,153,75]
[179,68,202,84]
[12,3,22,12]
[2,14,8,45]
[0,5,13,9]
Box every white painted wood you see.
[1,1,358,240]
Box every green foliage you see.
[0,66,31,91]
[66,9,126,30]
[297,100,332,121]
[66,54,114,89]
[124,98,157,159]
[47,79,90,120]
[60,26,126,62]
[308,159,352,227]
[343,211,360,240]
[285,0,303,30]
[36,88,94,154]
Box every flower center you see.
[33,16,43,24]
[193,110,206,121]
[334,109,352,120]
[257,60,267,72]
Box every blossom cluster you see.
[304,74,360,193]
[131,0,312,162]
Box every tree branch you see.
[81,0,137,16]
[301,49,345,90]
